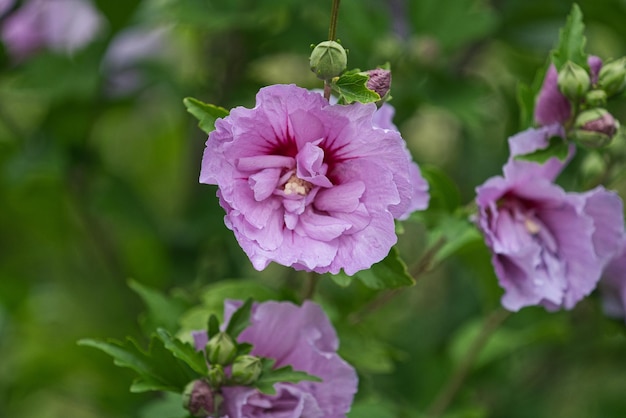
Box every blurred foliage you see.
[1,0,626,417]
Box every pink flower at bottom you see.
[193,300,358,418]
[200,84,428,275]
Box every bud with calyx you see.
[584,89,607,107]
[597,57,626,97]
[205,332,237,366]
[364,68,391,101]
[570,108,619,148]
[207,364,226,388]
[183,379,214,417]
[310,40,347,81]
[230,355,263,385]
[557,61,591,100]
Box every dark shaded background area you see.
[1,0,626,417]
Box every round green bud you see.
[310,40,347,80]
[207,364,226,389]
[557,61,591,100]
[230,355,263,385]
[585,89,607,107]
[571,108,619,148]
[205,332,237,366]
[597,57,626,97]
[182,380,214,417]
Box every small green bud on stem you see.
[310,40,347,81]
[205,332,237,366]
[571,108,619,148]
[557,61,591,100]
[597,57,626,97]
[230,355,263,385]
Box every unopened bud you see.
[584,89,607,107]
[230,355,263,385]
[310,40,347,80]
[571,108,619,148]
[557,61,591,100]
[207,364,226,388]
[205,332,237,366]
[597,57,626,97]
[364,68,391,100]
[182,380,214,417]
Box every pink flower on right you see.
[600,242,626,321]
[475,124,624,311]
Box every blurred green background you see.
[1,0,626,417]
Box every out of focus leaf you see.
[348,398,397,418]
[254,358,322,395]
[183,97,229,135]
[156,328,208,375]
[552,3,588,70]
[138,392,187,418]
[225,298,253,339]
[419,165,461,213]
[129,279,188,333]
[337,324,396,374]
[348,246,414,290]
[332,72,380,104]
[208,314,220,339]
[429,215,482,266]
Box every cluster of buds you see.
[557,58,626,148]
[182,331,265,417]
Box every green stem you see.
[328,0,341,41]
[425,308,511,418]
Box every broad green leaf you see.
[208,314,220,339]
[129,279,188,333]
[552,4,587,71]
[514,135,569,163]
[156,328,208,375]
[225,298,253,339]
[254,358,322,395]
[351,246,415,290]
[332,73,380,104]
[183,97,229,135]
[78,335,197,394]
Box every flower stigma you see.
[283,174,313,196]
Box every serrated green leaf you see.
[225,298,253,339]
[208,314,220,339]
[129,279,188,333]
[332,73,380,104]
[350,246,414,290]
[514,135,569,163]
[253,358,322,395]
[156,328,208,375]
[78,335,197,394]
[183,97,229,135]
[552,4,587,71]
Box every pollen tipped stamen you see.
[524,218,541,235]
[283,174,313,196]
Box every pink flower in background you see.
[476,126,624,311]
[200,84,428,275]
[0,0,105,60]
[0,0,15,16]
[534,56,602,126]
[193,300,358,418]
[600,243,626,321]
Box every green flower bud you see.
[584,89,607,107]
[207,364,226,389]
[205,332,237,366]
[230,355,263,385]
[557,61,591,100]
[597,57,626,97]
[182,380,214,417]
[571,108,619,148]
[310,40,347,80]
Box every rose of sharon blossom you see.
[475,125,624,311]
[600,243,626,321]
[534,56,603,126]
[200,84,428,275]
[0,0,105,60]
[193,300,358,418]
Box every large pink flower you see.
[193,300,358,418]
[200,84,428,275]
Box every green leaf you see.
[418,165,461,213]
[514,135,569,163]
[332,73,380,104]
[254,358,322,395]
[128,279,188,333]
[328,272,352,287]
[183,97,229,135]
[78,335,198,394]
[208,314,220,339]
[225,298,253,339]
[429,215,483,266]
[552,3,587,71]
[350,246,415,290]
[156,328,208,375]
